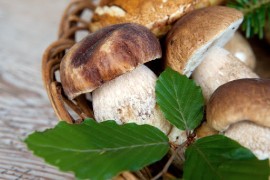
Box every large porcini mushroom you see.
[89,0,199,36]
[224,31,256,69]
[60,23,173,136]
[206,78,270,160]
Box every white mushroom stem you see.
[224,121,270,160]
[224,32,256,69]
[93,64,185,144]
[93,65,170,132]
[192,46,258,102]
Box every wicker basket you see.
[41,0,270,179]
[42,0,156,179]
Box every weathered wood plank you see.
[0,0,75,179]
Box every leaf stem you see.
[151,141,188,180]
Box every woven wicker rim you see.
[41,0,154,179]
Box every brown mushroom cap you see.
[207,78,270,132]
[89,0,197,36]
[60,23,161,99]
[165,6,243,77]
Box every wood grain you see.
[0,0,74,179]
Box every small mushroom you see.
[60,23,174,138]
[224,31,256,69]
[61,23,161,99]
[89,0,199,36]
[206,78,270,160]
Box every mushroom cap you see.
[224,31,256,69]
[89,0,197,36]
[60,23,161,99]
[165,6,243,77]
[207,78,270,132]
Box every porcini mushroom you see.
[165,6,244,77]
[60,23,173,136]
[89,0,199,36]
[206,78,270,160]
[165,6,258,102]
[224,31,256,69]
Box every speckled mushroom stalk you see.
[192,47,258,101]
[92,64,171,134]
[165,6,258,102]
[94,64,187,146]
[60,23,183,143]
[206,79,270,160]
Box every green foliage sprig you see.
[227,0,270,38]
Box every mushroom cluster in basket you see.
[59,2,270,162]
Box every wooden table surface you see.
[1,1,270,180]
[0,0,74,179]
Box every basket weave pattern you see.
[42,0,95,124]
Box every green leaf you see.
[184,135,270,180]
[155,68,204,130]
[25,119,169,180]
